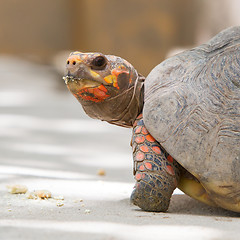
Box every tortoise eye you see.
[91,56,107,70]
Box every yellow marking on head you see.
[104,74,119,89]
[90,70,101,78]
[104,74,116,84]
[113,82,119,88]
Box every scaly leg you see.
[130,114,180,212]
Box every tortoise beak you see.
[63,54,103,87]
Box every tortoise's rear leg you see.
[130,114,180,212]
[181,176,240,212]
[178,172,217,207]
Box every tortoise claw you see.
[130,180,170,212]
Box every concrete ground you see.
[0,56,239,240]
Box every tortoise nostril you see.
[73,61,76,65]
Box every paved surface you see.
[0,56,240,240]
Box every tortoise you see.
[63,26,240,213]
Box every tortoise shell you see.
[143,27,240,202]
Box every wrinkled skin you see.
[64,52,144,127]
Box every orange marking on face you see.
[135,126,142,134]
[144,162,152,170]
[136,114,143,120]
[141,127,148,135]
[135,173,142,181]
[104,74,120,89]
[139,164,145,171]
[98,84,108,92]
[146,134,155,143]
[112,68,128,77]
[135,152,145,161]
[67,54,81,64]
[152,146,161,154]
[166,165,175,176]
[75,84,110,102]
[129,71,133,84]
[135,136,145,143]
[93,88,107,98]
[87,88,94,94]
[140,145,149,153]
[111,67,129,89]
[167,155,174,163]
[113,81,119,89]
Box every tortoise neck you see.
[106,73,145,128]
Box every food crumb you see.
[34,190,52,199]
[97,169,106,176]
[7,185,28,194]
[85,209,91,214]
[26,191,37,199]
[73,199,83,203]
[56,201,64,207]
[53,196,64,200]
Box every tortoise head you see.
[64,52,144,127]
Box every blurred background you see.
[0,0,239,76]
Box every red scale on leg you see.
[146,134,155,143]
[135,151,145,161]
[131,115,180,212]
[166,165,175,176]
[135,136,145,143]
[152,146,161,154]
[144,162,153,170]
[135,173,142,181]
[140,145,149,153]
[135,126,142,134]
[139,164,145,171]
[167,155,174,163]
[141,126,149,135]
[136,113,143,120]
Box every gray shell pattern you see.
[143,26,240,197]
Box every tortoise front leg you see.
[130,114,180,212]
